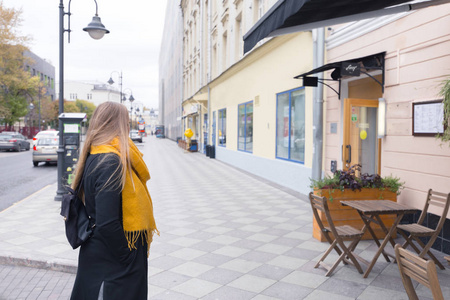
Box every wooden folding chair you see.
[309,192,365,276]
[395,244,444,300]
[397,189,450,270]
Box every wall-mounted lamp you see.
[377,97,386,138]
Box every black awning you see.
[295,52,386,97]
[243,0,417,53]
[295,52,385,79]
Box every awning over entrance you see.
[295,52,385,79]
[243,0,449,53]
[294,52,385,97]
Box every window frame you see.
[237,100,253,153]
[218,108,226,147]
[275,87,305,164]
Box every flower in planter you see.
[310,164,404,195]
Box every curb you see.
[0,255,77,274]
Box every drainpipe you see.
[200,1,203,87]
[311,28,325,182]
[207,0,212,146]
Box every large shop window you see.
[276,88,305,163]
[218,108,227,147]
[238,101,253,152]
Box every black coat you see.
[71,153,148,300]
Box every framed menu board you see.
[412,100,445,136]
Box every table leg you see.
[375,214,401,259]
[358,212,390,262]
[363,214,403,278]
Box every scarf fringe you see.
[125,228,160,256]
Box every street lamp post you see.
[123,88,135,129]
[135,107,140,131]
[37,83,42,131]
[107,71,123,103]
[55,0,110,202]
[28,103,34,137]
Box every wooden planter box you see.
[313,188,397,242]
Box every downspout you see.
[207,0,212,146]
[311,28,325,182]
[200,1,203,87]
[180,3,185,140]
[199,1,204,151]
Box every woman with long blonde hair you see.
[70,102,157,300]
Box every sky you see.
[2,0,168,110]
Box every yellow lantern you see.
[360,130,368,140]
[184,128,194,138]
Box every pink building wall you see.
[324,4,450,216]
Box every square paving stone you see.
[317,277,367,299]
[261,281,313,300]
[249,264,293,281]
[227,274,276,293]
[220,258,262,273]
[193,252,234,267]
[357,285,413,300]
[170,261,213,277]
[201,286,256,300]
[199,268,244,285]
[303,290,355,300]
[148,271,191,290]
[172,278,221,298]
[281,270,328,289]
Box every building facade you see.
[320,4,450,252]
[24,50,56,102]
[159,0,184,141]
[177,0,315,195]
[56,81,121,106]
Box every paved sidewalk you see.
[0,136,449,299]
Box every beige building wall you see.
[180,0,317,194]
[210,33,313,162]
[209,32,315,194]
[324,4,450,216]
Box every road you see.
[0,139,147,212]
[0,148,57,211]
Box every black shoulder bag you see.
[60,158,96,249]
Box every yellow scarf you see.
[90,138,158,256]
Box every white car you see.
[32,130,59,147]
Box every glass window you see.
[238,101,253,152]
[212,111,216,146]
[218,108,226,147]
[276,88,305,163]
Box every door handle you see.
[346,145,351,164]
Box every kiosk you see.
[58,113,86,186]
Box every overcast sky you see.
[2,0,168,110]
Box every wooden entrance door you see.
[343,98,380,174]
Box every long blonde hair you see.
[71,101,130,192]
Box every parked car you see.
[33,130,59,146]
[130,130,142,143]
[32,137,59,166]
[0,133,30,151]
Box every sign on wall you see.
[412,100,444,136]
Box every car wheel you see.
[15,146,20,152]
[26,144,30,151]
[33,161,39,167]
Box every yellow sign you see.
[360,130,367,140]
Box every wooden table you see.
[340,200,419,278]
